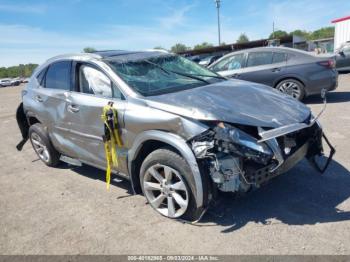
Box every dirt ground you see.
[1,74,350,255]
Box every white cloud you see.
[265,0,332,31]
[156,4,195,29]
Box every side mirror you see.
[339,50,345,57]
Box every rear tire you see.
[140,148,203,221]
[29,123,60,167]
[276,79,305,101]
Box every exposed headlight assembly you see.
[214,122,273,164]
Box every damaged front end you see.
[191,110,335,194]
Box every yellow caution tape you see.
[101,103,122,190]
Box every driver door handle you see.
[68,104,80,113]
[35,95,43,102]
[231,73,240,78]
[272,68,281,72]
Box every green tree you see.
[236,33,249,44]
[83,47,97,53]
[269,30,289,39]
[193,42,214,50]
[170,43,189,53]
[290,29,310,40]
[0,64,38,78]
[310,27,334,40]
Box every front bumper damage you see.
[244,132,335,186]
[191,97,335,194]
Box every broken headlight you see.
[214,123,273,165]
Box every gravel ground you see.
[0,74,350,255]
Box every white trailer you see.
[332,16,350,50]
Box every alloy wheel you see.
[278,81,302,100]
[143,164,189,218]
[30,132,50,163]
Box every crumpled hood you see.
[144,79,311,128]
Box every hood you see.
[144,80,311,128]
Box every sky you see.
[0,0,349,67]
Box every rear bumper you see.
[306,70,338,96]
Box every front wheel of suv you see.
[29,123,60,167]
[140,148,203,221]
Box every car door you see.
[236,51,280,86]
[65,62,128,174]
[30,60,74,156]
[210,53,246,78]
[336,45,350,70]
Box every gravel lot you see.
[1,74,350,255]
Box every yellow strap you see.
[104,142,112,190]
[101,104,122,190]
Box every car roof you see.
[92,50,144,58]
[209,46,316,67]
[101,50,171,63]
[45,50,170,64]
[34,50,172,77]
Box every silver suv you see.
[16,50,335,221]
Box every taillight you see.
[318,59,336,69]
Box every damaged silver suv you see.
[16,50,335,221]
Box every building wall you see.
[334,19,350,50]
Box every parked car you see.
[198,55,223,67]
[16,50,334,220]
[335,42,350,72]
[208,47,338,101]
[0,78,13,87]
[11,78,21,86]
[187,55,201,63]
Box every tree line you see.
[0,64,38,78]
[269,27,334,40]
[155,26,335,53]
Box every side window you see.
[272,52,287,64]
[45,61,72,90]
[247,52,273,67]
[211,54,245,72]
[79,65,124,99]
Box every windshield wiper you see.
[144,60,210,84]
[185,73,227,80]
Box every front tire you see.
[140,148,202,221]
[29,123,60,167]
[276,79,305,101]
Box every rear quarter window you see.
[36,68,47,86]
[44,61,72,90]
[272,52,287,63]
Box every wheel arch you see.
[128,130,204,208]
[273,75,306,89]
[16,103,43,151]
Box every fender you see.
[128,130,204,208]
